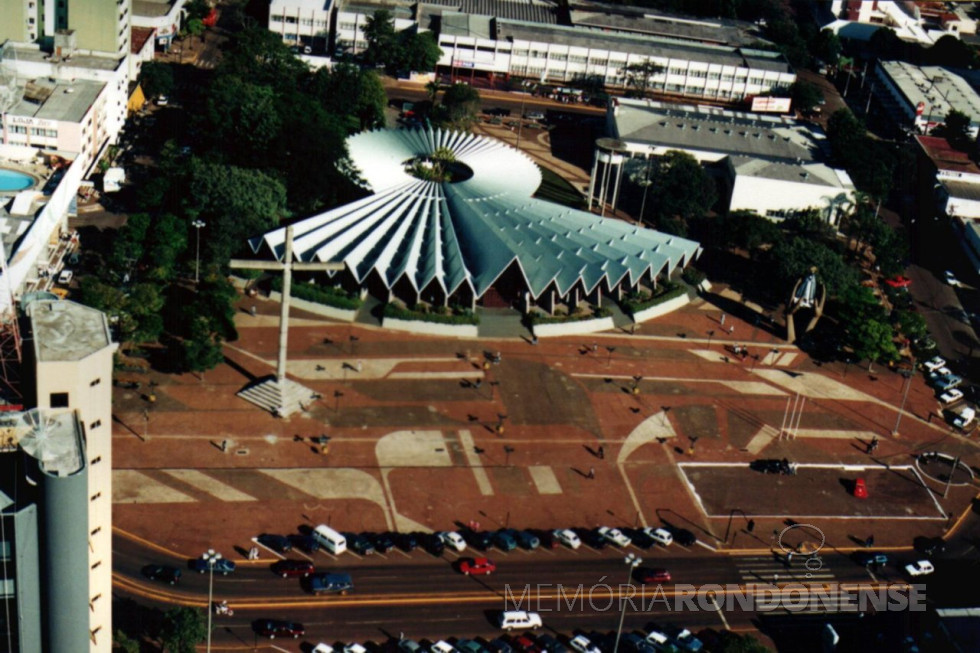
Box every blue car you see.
[493,530,517,552]
[190,557,236,575]
[515,530,540,550]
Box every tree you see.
[933,109,972,151]
[713,631,769,653]
[184,17,205,45]
[184,162,288,265]
[425,80,440,104]
[790,80,823,114]
[394,31,443,73]
[114,630,140,653]
[310,64,386,132]
[158,606,206,653]
[184,0,211,20]
[846,317,899,372]
[827,108,865,168]
[769,237,856,296]
[621,60,664,98]
[200,76,282,166]
[650,150,716,224]
[868,27,912,61]
[144,213,188,282]
[924,34,978,68]
[439,83,481,128]
[717,209,783,253]
[138,61,174,99]
[362,10,397,66]
[809,28,841,65]
[896,309,928,342]
[219,27,308,92]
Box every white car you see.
[939,388,964,405]
[344,646,368,653]
[927,367,953,381]
[598,526,632,548]
[439,531,467,552]
[643,527,674,547]
[430,641,457,653]
[155,95,169,106]
[645,630,671,650]
[553,528,581,549]
[57,269,74,285]
[922,357,947,373]
[905,560,935,577]
[313,646,334,653]
[944,270,961,286]
[952,407,975,429]
[568,635,601,653]
[498,610,542,630]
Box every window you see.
[549,52,567,61]
[689,70,707,79]
[270,14,283,22]
[285,16,297,24]
[90,378,101,387]
[50,392,68,408]
[668,67,686,76]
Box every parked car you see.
[643,527,674,547]
[457,639,488,653]
[512,635,542,653]
[155,95,169,106]
[396,532,420,552]
[493,530,517,551]
[952,406,975,429]
[645,628,678,653]
[458,557,497,575]
[535,529,559,549]
[525,111,546,120]
[142,564,181,584]
[57,269,74,285]
[271,560,315,578]
[935,375,965,392]
[536,634,569,653]
[440,531,467,552]
[423,533,446,556]
[927,367,954,381]
[309,571,354,595]
[853,552,888,567]
[515,530,540,550]
[314,645,334,653]
[905,560,935,577]
[568,635,601,653]
[371,532,396,553]
[485,107,512,117]
[939,388,964,405]
[498,610,543,631]
[885,276,912,288]
[665,526,697,547]
[944,270,961,287]
[913,536,946,557]
[637,567,672,583]
[627,528,655,549]
[663,626,702,652]
[189,556,236,575]
[399,640,424,653]
[577,529,607,550]
[257,533,292,553]
[557,528,583,548]
[466,530,493,550]
[619,633,655,653]
[486,638,515,653]
[598,526,632,547]
[288,534,320,553]
[923,356,947,373]
[254,619,304,639]
[346,533,375,555]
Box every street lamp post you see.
[613,553,643,653]
[892,367,915,436]
[192,219,206,283]
[202,548,222,653]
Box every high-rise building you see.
[0,0,132,57]
[0,300,117,652]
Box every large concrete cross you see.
[229,226,343,416]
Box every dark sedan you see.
[253,619,304,639]
[142,564,181,585]
[257,533,292,553]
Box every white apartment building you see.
[132,0,187,51]
[335,2,415,56]
[269,0,334,51]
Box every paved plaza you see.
[111,290,979,559]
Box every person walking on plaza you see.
[720,313,726,326]
[598,445,605,460]
[588,467,595,479]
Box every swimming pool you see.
[0,169,35,192]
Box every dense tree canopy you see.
[438,83,481,128]
[138,61,174,99]
[790,80,823,113]
[159,607,206,653]
[650,150,716,225]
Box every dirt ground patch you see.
[681,464,945,519]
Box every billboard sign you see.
[751,96,792,113]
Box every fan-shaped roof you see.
[252,128,700,300]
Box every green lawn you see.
[533,165,587,210]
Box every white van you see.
[498,610,542,631]
[312,524,347,554]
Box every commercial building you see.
[0,299,117,652]
[269,0,334,52]
[251,128,699,314]
[132,0,187,52]
[435,19,795,100]
[916,135,980,273]
[594,98,854,224]
[824,0,976,45]
[568,3,765,46]
[873,61,980,138]
[336,1,415,56]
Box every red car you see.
[512,635,542,653]
[885,276,912,288]
[853,478,868,499]
[458,557,496,575]
[271,560,315,578]
[637,567,671,583]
